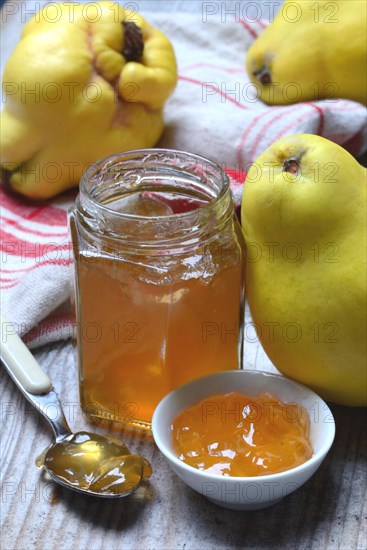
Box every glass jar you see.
[69,149,245,430]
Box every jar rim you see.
[79,148,230,221]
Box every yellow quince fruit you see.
[0,2,177,199]
[241,134,367,406]
[246,0,367,105]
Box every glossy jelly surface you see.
[172,392,313,477]
[36,432,152,496]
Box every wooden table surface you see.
[1,2,366,549]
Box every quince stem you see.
[253,67,272,85]
[283,159,300,174]
[122,21,144,63]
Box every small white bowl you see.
[152,370,335,511]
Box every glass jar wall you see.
[69,149,245,430]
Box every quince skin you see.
[0,2,177,199]
[241,134,367,406]
[246,0,367,105]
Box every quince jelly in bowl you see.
[152,370,335,511]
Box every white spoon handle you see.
[0,316,52,394]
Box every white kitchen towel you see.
[1,6,366,347]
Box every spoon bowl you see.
[37,431,152,498]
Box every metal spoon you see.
[0,316,152,498]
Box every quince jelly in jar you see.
[69,150,245,430]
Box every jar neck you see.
[76,149,234,249]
